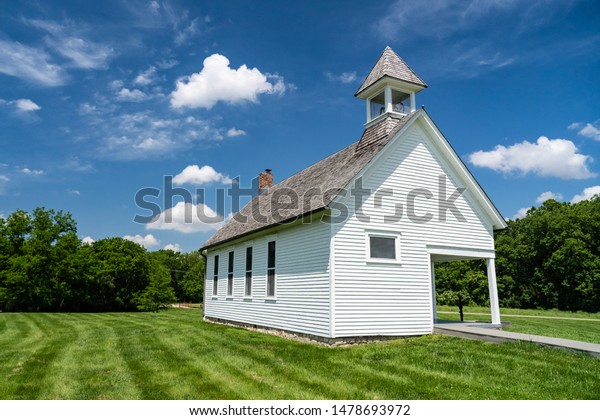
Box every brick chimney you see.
[258,169,273,193]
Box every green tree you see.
[134,261,177,311]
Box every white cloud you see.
[27,19,113,69]
[173,165,232,185]
[82,236,94,245]
[97,112,223,160]
[536,191,563,204]
[21,168,44,175]
[123,233,160,248]
[15,99,41,112]
[226,128,246,137]
[571,186,600,203]
[468,136,596,180]
[116,88,148,102]
[133,137,175,152]
[156,59,179,69]
[164,243,182,252]
[578,123,600,141]
[0,40,66,86]
[146,201,223,233]
[174,17,200,46]
[67,189,81,195]
[513,207,530,220]
[170,53,287,109]
[325,71,358,84]
[134,66,157,86]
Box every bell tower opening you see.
[355,47,427,126]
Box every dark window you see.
[245,247,252,296]
[267,241,276,297]
[212,255,219,296]
[227,251,234,296]
[370,236,396,259]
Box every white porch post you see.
[431,261,437,322]
[410,92,416,112]
[486,258,501,325]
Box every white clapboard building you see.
[201,47,507,342]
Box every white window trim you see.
[365,230,401,265]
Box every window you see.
[212,255,219,296]
[267,241,276,297]
[245,247,252,296]
[227,251,234,296]
[366,232,400,263]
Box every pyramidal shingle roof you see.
[355,47,427,96]
[201,112,417,250]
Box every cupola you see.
[355,47,427,126]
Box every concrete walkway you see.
[434,322,600,358]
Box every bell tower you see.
[355,47,427,126]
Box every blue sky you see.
[1,0,599,252]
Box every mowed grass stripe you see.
[1,310,599,399]
[44,313,140,399]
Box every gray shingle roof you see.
[201,112,417,250]
[355,47,427,96]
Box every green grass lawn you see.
[1,310,599,400]
[437,305,600,344]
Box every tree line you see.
[436,196,600,313]
[0,208,204,312]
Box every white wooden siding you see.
[331,122,495,337]
[204,219,331,337]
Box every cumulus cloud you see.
[0,40,66,86]
[21,168,44,175]
[468,136,596,180]
[170,53,287,109]
[15,99,41,112]
[134,66,158,86]
[226,128,246,137]
[173,165,232,185]
[146,201,223,233]
[325,71,358,83]
[123,233,160,248]
[512,207,530,220]
[536,191,563,204]
[571,186,600,203]
[578,123,600,141]
[82,236,94,245]
[164,243,182,252]
[116,88,148,102]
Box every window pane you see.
[245,272,252,296]
[267,269,275,297]
[370,236,396,259]
[246,247,252,271]
[212,277,218,295]
[213,255,219,275]
[267,241,276,268]
[227,274,233,295]
[228,251,234,273]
